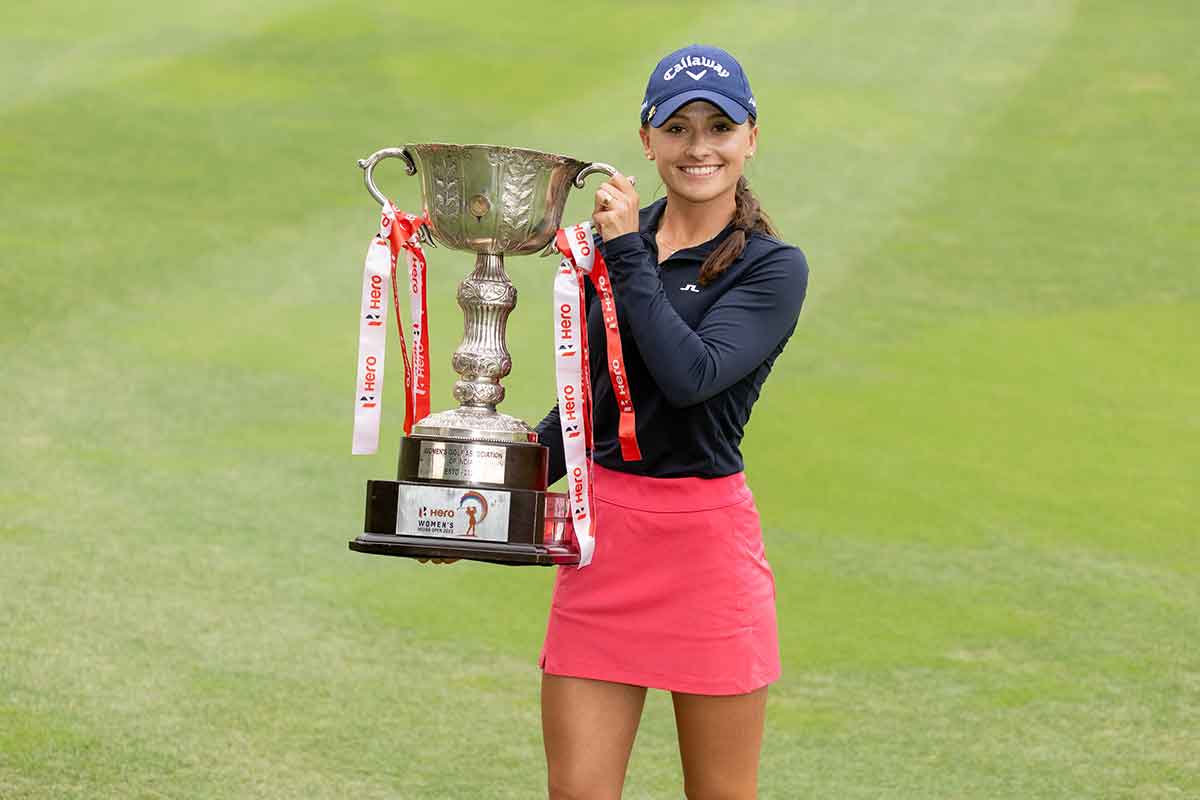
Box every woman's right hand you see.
[592,172,639,241]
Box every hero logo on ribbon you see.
[557,301,576,358]
[570,466,587,519]
[596,274,618,332]
[561,384,581,438]
[360,355,379,409]
[411,320,426,394]
[610,357,629,399]
[366,273,385,326]
[565,224,595,273]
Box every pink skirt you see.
[539,463,781,695]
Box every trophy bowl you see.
[350,143,618,566]
[358,144,616,255]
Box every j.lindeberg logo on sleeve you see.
[680,283,701,293]
[662,54,731,81]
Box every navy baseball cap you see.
[640,45,757,127]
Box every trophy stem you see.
[451,252,516,413]
[410,252,534,442]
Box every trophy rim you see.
[402,142,590,172]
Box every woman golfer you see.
[535,45,808,799]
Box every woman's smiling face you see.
[641,101,757,205]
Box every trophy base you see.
[351,433,576,567]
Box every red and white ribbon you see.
[553,221,642,567]
[352,202,431,455]
[395,210,432,431]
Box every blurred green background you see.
[2,1,1196,797]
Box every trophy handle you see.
[357,147,436,246]
[575,162,636,190]
[357,147,417,207]
[574,162,619,188]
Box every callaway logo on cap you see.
[640,44,757,127]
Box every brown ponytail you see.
[698,177,778,285]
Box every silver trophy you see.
[349,144,619,566]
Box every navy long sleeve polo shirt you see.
[535,198,808,481]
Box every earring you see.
[647,153,656,161]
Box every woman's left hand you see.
[592,173,639,242]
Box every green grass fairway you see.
[2,1,1197,797]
